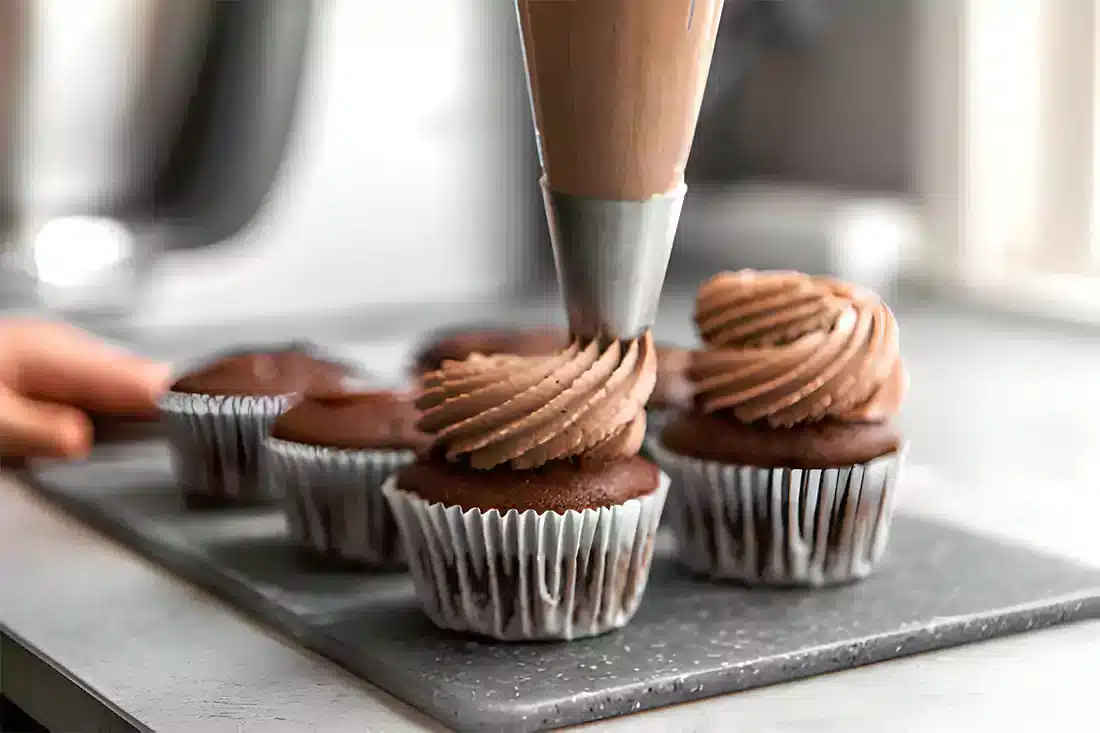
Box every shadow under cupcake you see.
[385,333,668,642]
[90,411,165,444]
[263,389,430,570]
[648,270,908,588]
[158,346,352,509]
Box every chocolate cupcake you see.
[263,389,430,568]
[409,324,568,377]
[385,333,669,641]
[648,270,908,587]
[159,346,350,508]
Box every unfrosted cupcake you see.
[264,389,430,569]
[649,270,907,587]
[409,324,568,377]
[159,347,351,508]
[385,332,668,641]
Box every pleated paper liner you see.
[383,472,669,641]
[159,391,293,508]
[264,437,414,569]
[648,437,906,587]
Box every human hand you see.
[0,320,170,459]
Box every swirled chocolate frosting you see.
[690,270,905,427]
[416,332,657,469]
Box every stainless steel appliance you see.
[0,0,312,316]
[1,0,544,329]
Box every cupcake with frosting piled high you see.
[383,332,669,641]
[649,270,907,587]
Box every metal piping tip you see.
[542,178,685,341]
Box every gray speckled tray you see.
[26,441,1100,732]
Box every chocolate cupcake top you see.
[272,389,431,452]
[411,325,569,376]
[172,349,350,397]
[416,331,657,469]
[689,270,905,428]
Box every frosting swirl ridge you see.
[416,332,656,469]
[695,270,847,348]
[690,270,905,427]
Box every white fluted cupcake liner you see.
[263,438,414,568]
[647,437,905,587]
[382,471,670,641]
[158,391,294,507]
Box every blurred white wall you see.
[133,0,538,329]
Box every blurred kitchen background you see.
[1,0,1098,495]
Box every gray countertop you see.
[3,288,1100,732]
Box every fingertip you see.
[55,411,93,458]
[142,361,174,398]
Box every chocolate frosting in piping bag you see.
[690,271,906,428]
[417,333,657,470]
[516,0,724,200]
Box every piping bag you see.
[515,0,726,340]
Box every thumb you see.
[0,388,92,459]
